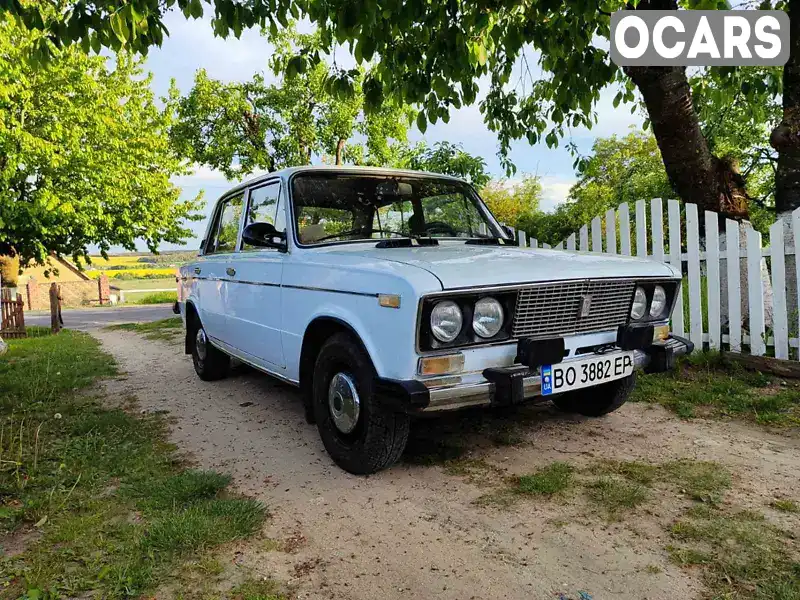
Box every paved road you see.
[26,304,175,330]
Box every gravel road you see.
[93,329,800,600]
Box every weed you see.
[516,462,574,496]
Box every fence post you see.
[98,274,110,305]
[619,203,632,256]
[770,220,789,359]
[667,200,685,336]
[705,211,721,351]
[747,227,766,356]
[591,217,602,252]
[635,200,648,257]
[50,283,62,334]
[605,209,617,254]
[725,219,742,352]
[518,231,527,248]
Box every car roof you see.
[219,165,470,199]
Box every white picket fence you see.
[516,199,800,361]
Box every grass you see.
[0,330,266,598]
[592,458,731,504]
[132,290,178,304]
[634,351,800,425]
[771,499,799,513]
[668,508,800,600]
[515,462,574,496]
[112,278,177,291]
[586,477,649,518]
[106,316,183,341]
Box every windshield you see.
[291,172,503,246]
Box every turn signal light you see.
[418,353,465,376]
[653,325,670,342]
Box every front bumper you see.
[376,335,693,414]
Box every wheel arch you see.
[298,316,372,424]
[184,300,199,354]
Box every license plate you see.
[540,352,634,396]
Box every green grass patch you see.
[668,508,800,600]
[586,477,649,518]
[771,499,800,513]
[592,459,731,505]
[633,352,800,426]
[0,330,266,598]
[516,462,574,496]
[106,316,183,341]
[132,290,178,305]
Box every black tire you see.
[188,313,230,381]
[550,372,636,417]
[312,332,410,474]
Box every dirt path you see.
[93,329,800,600]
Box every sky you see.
[142,11,645,250]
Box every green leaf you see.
[416,111,427,134]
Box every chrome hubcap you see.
[195,328,207,361]
[328,372,360,434]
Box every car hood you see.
[323,243,678,290]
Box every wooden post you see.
[50,283,62,334]
[16,293,24,334]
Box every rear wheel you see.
[312,333,410,474]
[189,314,230,381]
[550,373,636,417]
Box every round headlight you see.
[649,285,667,318]
[631,286,647,320]
[430,300,463,343]
[473,297,504,338]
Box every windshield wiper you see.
[375,237,439,248]
[465,236,509,246]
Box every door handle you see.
[226,267,236,277]
[194,267,201,275]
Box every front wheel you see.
[312,333,410,474]
[189,315,230,381]
[550,373,636,417]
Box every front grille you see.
[511,279,636,339]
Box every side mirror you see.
[242,222,287,251]
[501,225,515,239]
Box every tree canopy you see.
[168,25,413,179]
[400,142,491,187]
[480,175,541,228]
[0,15,202,266]
[10,0,794,218]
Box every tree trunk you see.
[335,138,346,165]
[624,64,749,219]
[772,0,800,213]
[623,0,749,219]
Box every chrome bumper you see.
[421,336,692,412]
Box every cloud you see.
[539,176,576,213]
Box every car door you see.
[224,179,286,368]
[196,191,244,343]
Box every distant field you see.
[111,278,176,291]
[85,268,177,280]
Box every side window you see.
[208,193,244,254]
[243,182,285,250]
